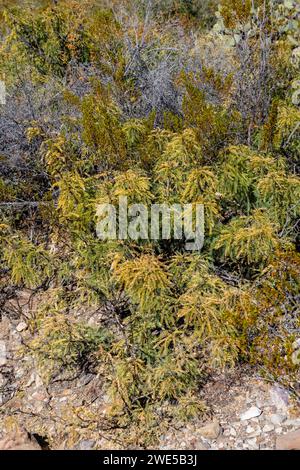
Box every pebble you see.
[246,425,255,434]
[25,373,35,388]
[16,322,27,332]
[16,369,24,380]
[246,425,261,437]
[78,440,95,450]
[270,414,286,425]
[223,427,237,437]
[0,341,7,366]
[31,391,47,402]
[292,338,300,349]
[262,424,274,433]
[198,419,220,440]
[269,385,289,411]
[240,406,262,421]
[194,440,209,450]
[35,374,43,387]
[0,374,5,387]
[31,401,44,413]
[245,438,259,450]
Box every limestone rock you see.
[262,424,274,433]
[270,414,286,425]
[269,385,290,411]
[292,338,300,349]
[198,419,220,440]
[191,439,209,450]
[16,322,27,332]
[0,341,7,366]
[240,406,262,421]
[223,427,237,437]
[77,439,95,450]
[245,425,261,437]
[245,438,259,450]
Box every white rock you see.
[270,414,286,425]
[240,406,262,421]
[292,338,300,350]
[25,373,35,388]
[262,424,274,433]
[33,402,44,413]
[246,425,255,434]
[246,438,259,450]
[0,341,7,366]
[16,321,27,332]
[14,368,24,379]
[35,374,43,387]
[269,385,290,411]
[245,426,261,438]
[223,427,237,437]
[78,440,95,450]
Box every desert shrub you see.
[29,300,112,381]
[0,0,299,447]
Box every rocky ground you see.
[1,311,300,450]
[160,373,300,450]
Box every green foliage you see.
[213,209,279,267]
[257,171,300,227]
[2,1,91,77]
[3,236,54,288]
[113,254,170,309]
[29,300,111,381]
